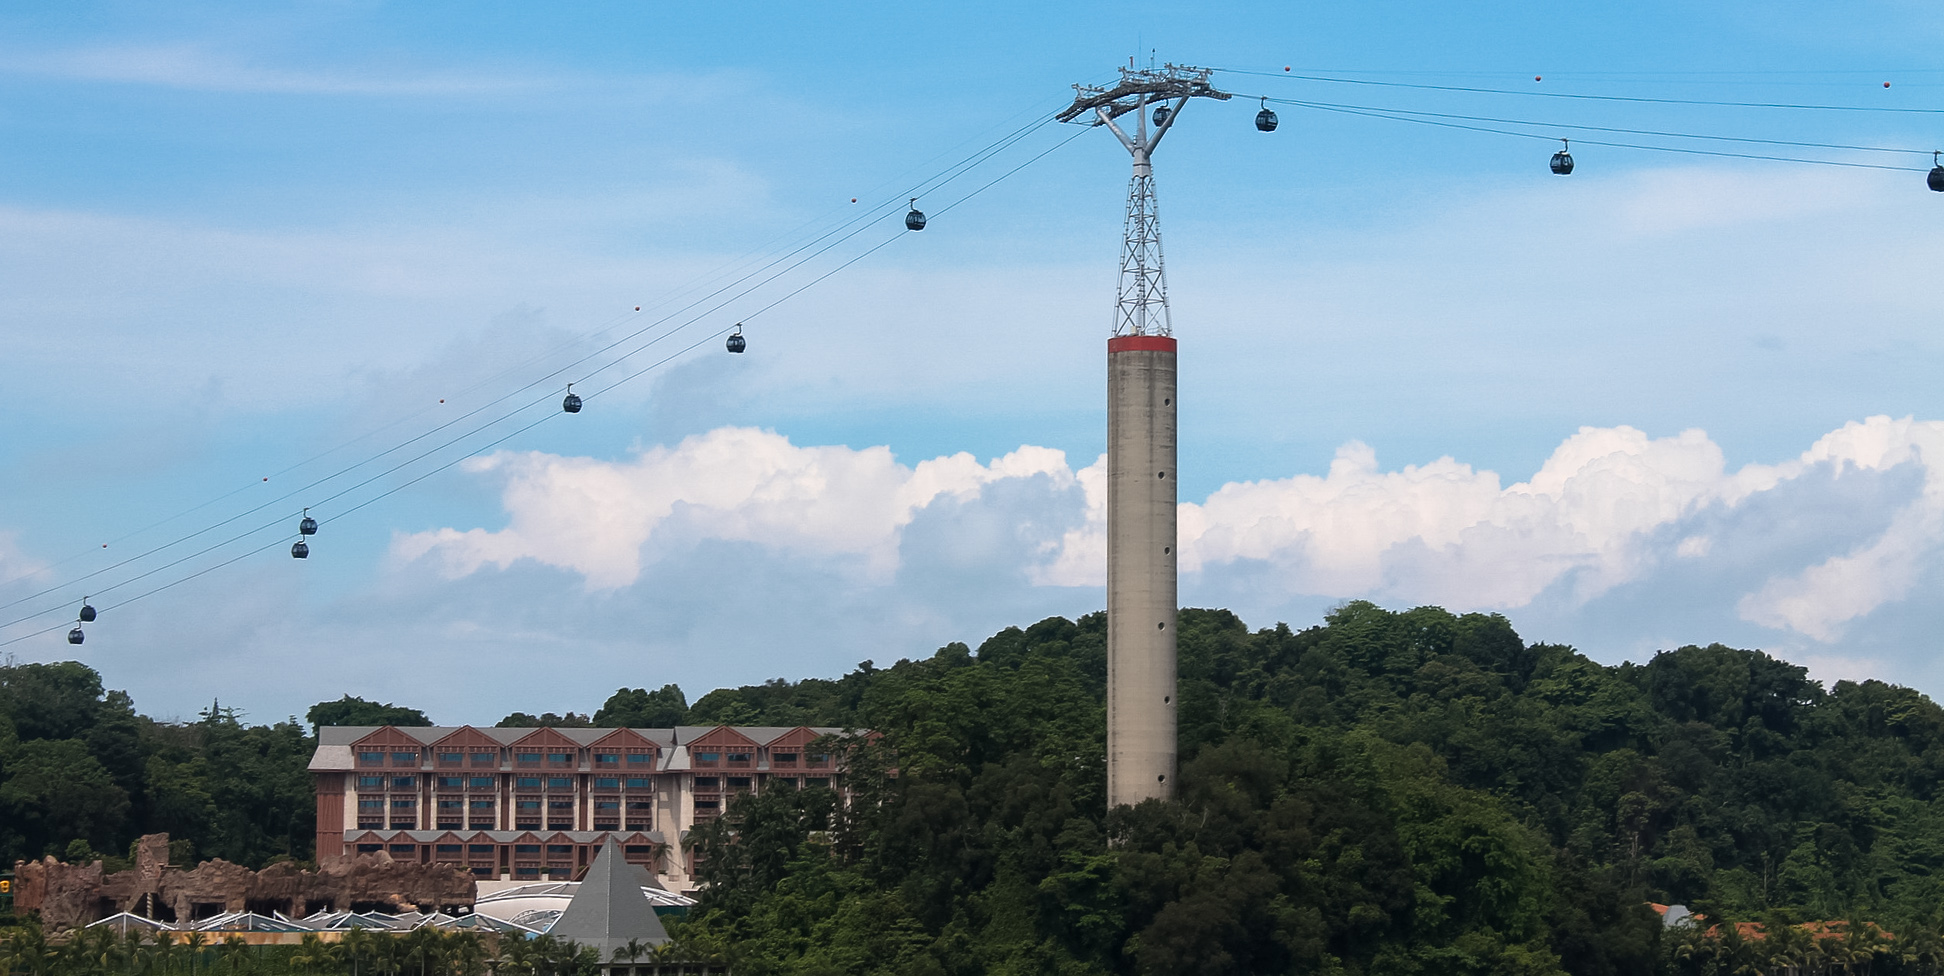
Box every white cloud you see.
[393,427,1072,588]
[398,416,1944,647]
[0,44,533,96]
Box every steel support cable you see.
[0,114,1064,618]
[0,119,1093,646]
[1218,66,1944,113]
[1,119,1075,634]
[1254,94,1937,156]
[1282,100,1929,172]
[566,121,1075,389]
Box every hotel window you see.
[806,777,830,788]
[516,777,541,789]
[694,752,720,768]
[595,777,619,790]
[694,798,720,819]
[514,844,540,855]
[437,752,463,766]
[437,776,463,789]
[358,752,384,767]
[547,777,572,791]
[807,753,830,769]
[391,776,416,789]
[391,797,418,810]
[515,798,541,812]
[389,844,415,855]
[547,752,574,768]
[594,753,620,767]
[358,776,383,789]
[625,799,653,829]
[435,844,462,856]
[625,777,652,790]
[390,751,418,766]
[515,752,541,767]
[625,846,654,857]
[469,844,495,855]
[694,777,719,790]
[470,752,497,767]
[726,752,752,768]
[627,752,655,766]
[515,866,539,877]
[548,845,573,856]
[436,798,463,824]
[514,798,540,827]
[727,777,752,792]
[772,752,798,768]
[469,777,494,789]
[358,798,385,811]
[356,844,382,854]
[357,798,384,827]
[547,798,574,827]
[593,798,620,826]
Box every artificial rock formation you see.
[12,833,474,931]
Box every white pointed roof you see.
[547,838,670,958]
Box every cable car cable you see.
[1,119,1085,641]
[1218,66,1944,113]
[1272,98,1929,172]
[0,113,1068,621]
[1252,94,1936,157]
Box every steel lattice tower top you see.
[1060,63,1228,337]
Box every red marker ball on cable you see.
[851,198,858,203]
[1534,75,1542,82]
[1283,66,1291,72]
[634,306,641,311]
[1884,82,1892,88]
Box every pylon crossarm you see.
[1058,63,1229,125]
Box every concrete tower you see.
[1061,64,1227,807]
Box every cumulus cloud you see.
[393,426,1072,588]
[398,416,1944,646]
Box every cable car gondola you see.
[1255,97,1278,132]
[79,599,96,622]
[68,626,84,645]
[562,384,583,414]
[1930,152,1943,192]
[726,325,746,354]
[299,508,317,536]
[904,198,927,231]
[1551,139,1575,175]
[291,540,309,559]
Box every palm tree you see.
[217,935,250,975]
[343,929,375,976]
[446,933,485,976]
[181,931,210,976]
[611,938,652,973]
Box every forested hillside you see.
[7,602,1944,975]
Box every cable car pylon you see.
[1060,62,1229,809]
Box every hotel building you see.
[308,724,848,891]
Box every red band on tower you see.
[1108,335,1177,353]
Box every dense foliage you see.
[11,602,1944,975]
[0,662,313,873]
[675,604,1944,976]
[0,925,614,975]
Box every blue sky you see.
[4,2,1944,723]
